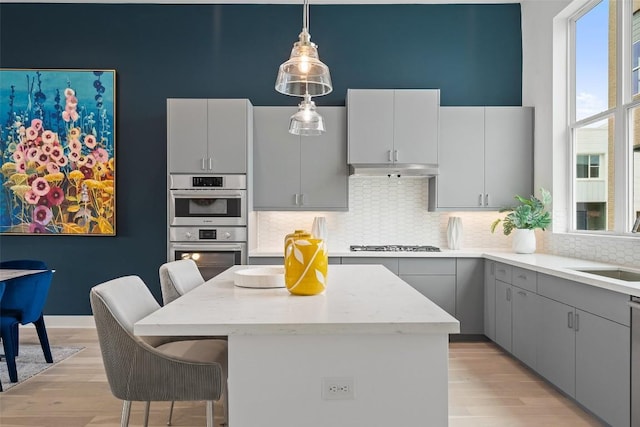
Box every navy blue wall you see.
[0,3,522,314]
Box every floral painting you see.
[0,69,115,235]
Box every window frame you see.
[568,0,638,235]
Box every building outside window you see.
[570,0,640,234]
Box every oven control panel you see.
[192,176,223,187]
[170,226,247,242]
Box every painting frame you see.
[0,68,116,236]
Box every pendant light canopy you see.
[289,94,325,136]
[275,0,332,97]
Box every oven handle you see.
[170,189,245,198]
[171,243,245,251]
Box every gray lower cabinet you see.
[341,257,399,275]
[484,260,496,340]
[511,287,538,369]
[494,280,512,352]
[456,258,484,334]
[253,106,348,210]
[400,275,456,317]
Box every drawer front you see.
[494,263,513,283]
[537,273,630,326]
[398,258,456,275]
[512,267,537,293]
[341,257,399,275]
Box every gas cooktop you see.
[350,245,441,252]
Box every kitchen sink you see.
[571,268,640,282]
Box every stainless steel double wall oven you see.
[168,174,247,280]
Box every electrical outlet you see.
[321,377,355,400]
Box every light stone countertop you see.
[249,248,640,296]
[134,264,461,337]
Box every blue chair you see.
[0,261,54,383]
[0,259,49,358]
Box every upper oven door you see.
[170,189,246,226]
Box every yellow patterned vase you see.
[284,230,328,296]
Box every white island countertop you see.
[134,264,460,337]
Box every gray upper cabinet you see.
[253,106,348,210]
[167,99,250,173]
[347,89,439,165]
[431,106,533,210]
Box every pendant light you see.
[275,0,332,97]
[289,93,325,136]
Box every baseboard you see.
[22,315,95,329]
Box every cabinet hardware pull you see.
[575,313,579,332]
[518,290,526,296]
[394,150,399,162]
[506,287,511,302]
[201,158,206,170]
[568,312,574,329]
[518,275,526,279]
[485,193,489,206]
[300,193,305,205]
[388,150,392,162]
[209,158,213,170]
[294,194,299,205]
[479,194,483,206]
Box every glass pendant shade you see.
[276,33,333,97]
[289,95,325,136]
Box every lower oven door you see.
[169,242,246,281]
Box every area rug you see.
[0,344,84,391]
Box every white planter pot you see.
[512,229,536,254]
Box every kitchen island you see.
[134,264,460,427]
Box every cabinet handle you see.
[575,313,579,332]
[485,193,489,206]
[300,193,305,205]
[201,158,206,170]
[294,194,299,205]
[388,150,392,162]
[568,312,574,329]
[394,150,399,162]
[506,287,511,302]
[517,274,527,279]
[209,157,213,170]
[518,290,526,297]
[479,194,483,206]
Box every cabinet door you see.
[393,90,439,165]
[400,274,456,317]
[253,107,301,209]
[437,107,485,208]
[299,107,348,210]
[456,258,484,334]
[208,99,248,173]
[494,280,512,352]
[347,89,394,164]
[537,296,576,397]
[575,310,630,427]
[340,257,399,275]
[484,260,496,340]
[484,107,533,208]
[512,287,539,369]
[167,99,208,173]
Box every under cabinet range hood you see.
[349,163,439,177]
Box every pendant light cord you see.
[303,0,310,33]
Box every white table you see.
[135,264,460,427]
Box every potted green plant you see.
[490,188,552,253]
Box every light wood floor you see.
[0,329,604,427]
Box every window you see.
[570,0,639,234]
[577,154,601,178]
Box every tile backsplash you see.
[252,177,511,251]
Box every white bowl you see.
[233,267,285,289]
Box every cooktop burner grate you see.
[350,245,441,252]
